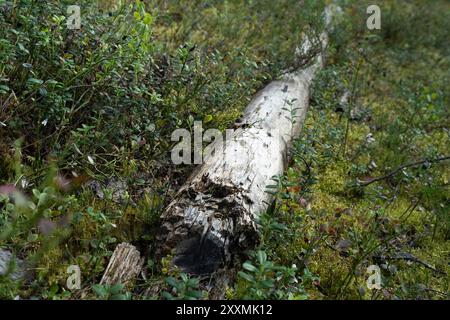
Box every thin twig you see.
[359,156,450,186]
[375,252,447,276]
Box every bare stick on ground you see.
[100,243,144,287]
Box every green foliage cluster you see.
[0,0,325,182]
[162,273,205,300]
[92,283,131,300]
[232,0,449,300]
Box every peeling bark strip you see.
[157,6,339,275]
[100,243,144,286]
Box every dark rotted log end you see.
[173,233,225,275]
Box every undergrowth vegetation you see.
[234,0,449,300]
[0,0,448,300]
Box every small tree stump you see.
[100,243,144,287]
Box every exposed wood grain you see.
[100,243,144,286]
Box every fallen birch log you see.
[157,6,339,274]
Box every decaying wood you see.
[156,6,340,275]
[0,249,26,281]
[100,243,144,286]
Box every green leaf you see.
[32,189,40,199]
[180,273,188,282]
[161,291,174,300]
[143,13,153,25]
[259,280,275,289]
[92,284,108,298]
[203,114,213,123]
[166,277,178,288]
[272,222,287,230]
[39,87,47,96]
[257,250,267,265]
[238,271,254,282]
[187,278,199,287]
[188,290,204,299]
[27,78,44,86]
[17,43,29,54]
[46,80,59,85]
[242,262,257,272]
[111,293,129,300]
[37,192,48,207]
[109,283,124,295]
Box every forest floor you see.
[0,0,448,299]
